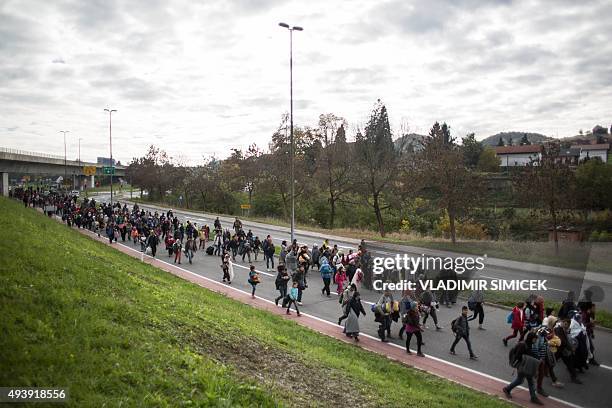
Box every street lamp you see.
[278,22,303,244]
[78,138,82,190]
[104,108,117,206]
[59,130,69,191]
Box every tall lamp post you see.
[278,22,303,244]
[59,130,69,190]
[78,137,82,190]
[104,108,117,206]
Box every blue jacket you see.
[289,287,299,300]
[319,259,333,279]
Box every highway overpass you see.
[0,147,126,196]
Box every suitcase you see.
[206,245,214,255]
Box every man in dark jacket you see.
[503,332,544,405]
[450,306,478,360]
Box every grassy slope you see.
[0,197,509,407]
[129,197,612,274]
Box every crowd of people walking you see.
[11,187,603,405]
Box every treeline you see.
[127,100,612,243]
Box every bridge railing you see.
[0,147,65,160]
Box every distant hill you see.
[394,133,426,152]
[481,132,552,146]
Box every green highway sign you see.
[103,166,115,175]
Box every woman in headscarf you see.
[344,285,366,342]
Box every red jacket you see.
[511,306,525,330]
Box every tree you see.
[461,133,483,168]
[127,145,174,201]
[477,147,501,172]
[315,114,352,228]
[418,122,484,244]
[520,133,531,145]
[575,159,612,211]
[353,100,401,237]
[497,137,505,146]
[513,143,575,252]
[507,137,513,146]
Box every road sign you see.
[240,204,251,209]
[103,166,115,175]
[83,166,97,176]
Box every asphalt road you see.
[94,194,612,408]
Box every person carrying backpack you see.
[404,307,425,357]
[503,332,544,405]
[450,306,478,360]
[319,257,333,297]
[503,301,526,346]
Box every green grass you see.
[0,197,510,407]
[463,290,612,330]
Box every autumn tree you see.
[418,122,484,244]
[513,143,575,252]
[462,133,483,168]
[314,113,352,228]
[353,100,401,237]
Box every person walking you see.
[286,281,301,316]
[274,265,290,306]
[420,289,442,330]
[504,301,526,346]
[335,265,347,295]
[263,236,275,271]
[450,306,478,360]
[467,289,485,330]
[344,288,366,342]
[503,332,544,405]
[376,290,394,342]
[319,257,333,297]
[247,265,260,299]
[173,239,182,264]
[184,236,196,264]
[147,231,159,257]
[404,306,425,357]
[221,252,232,284]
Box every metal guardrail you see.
[0,147,65,160]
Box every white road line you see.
[77,226,583,408]
[600,364,612,371]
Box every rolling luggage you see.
[206,245,215,255]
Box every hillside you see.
[0,197,509,407]
[481,132,552,146]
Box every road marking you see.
[77,226,584,408]
[601,364,612,371]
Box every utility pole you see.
[278,22,303,244]
[104,108,117,206]
[59,130,69,191]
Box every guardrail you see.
[0,147,65,160]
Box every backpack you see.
[508,344,521,368]
[506,312,513,324]
[451,318,459,333]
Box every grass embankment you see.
[0,197,509,407]
[461,290,612,330]
[128,197,612,274]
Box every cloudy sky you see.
[1,0,611,164]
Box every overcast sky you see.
[1,0,611,164]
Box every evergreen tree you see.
[520,133,531,145]
[497,137,505,146]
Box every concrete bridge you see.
[0,147,126,196]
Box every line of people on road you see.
[13,188,604,405]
